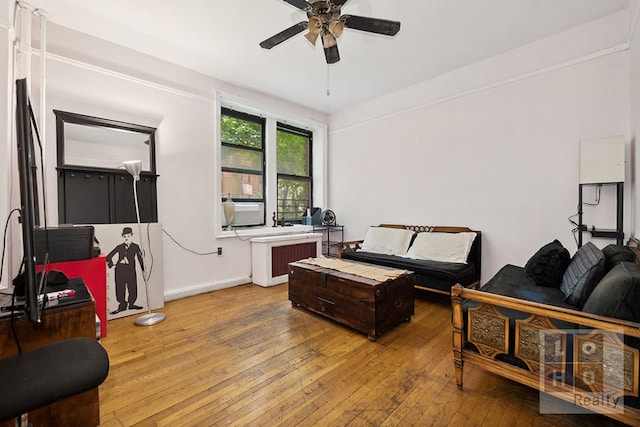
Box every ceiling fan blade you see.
[282,0,311,11]
[342,15,401,36]
[331,0,350,5]
[323,45,340,64]
[260,22,308,49]
[322,34,340,64]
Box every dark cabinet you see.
[113,173,157,223]
[59,170,111,224]
[58,168,157,224]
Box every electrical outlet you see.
[217,247,222,255]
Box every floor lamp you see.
[123,160,166,326]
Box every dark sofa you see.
[451,240,640,425]
[338,225,481,294]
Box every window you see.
[220,108,265,226]
[219,98,325,233]
[277,123,312,223]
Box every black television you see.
[15,77,45,322]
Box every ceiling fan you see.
[260,0,401,64]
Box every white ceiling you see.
[27,0,630,114]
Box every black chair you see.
[0,337,109,422]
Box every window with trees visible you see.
[277,124,312,223]
[220,103,318,230]
[220,107,265,226]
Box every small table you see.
[37,256,107,337]
[288,259,414,341]
[312,224,344,257]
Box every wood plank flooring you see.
[98,284,627,426]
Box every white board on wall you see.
[579,136,625,184]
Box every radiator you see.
[251,233,323,287]
[271,242,317,278]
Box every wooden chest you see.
[288,260,414,341]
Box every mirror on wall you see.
[55,110,158,224]
[55,110,156,173]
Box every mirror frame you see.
[54,110,157,174]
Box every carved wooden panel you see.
[515,315,566,378]
[405,225,435,233]
[574,331,639,398]
[467,303,509,358]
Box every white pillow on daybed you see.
[359,227,415,256]
[403,232,476,263]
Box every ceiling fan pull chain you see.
[326,64,330,96]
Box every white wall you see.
[328,11,631,284]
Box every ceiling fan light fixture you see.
[322,31,337,48]
[308,16,323,31]
[261,0,401,64]
[328,20,344,38]
[305,16,323,45]
[305,31,320,45]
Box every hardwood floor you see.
[98,284,627,426]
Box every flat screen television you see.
[15,77,45,322]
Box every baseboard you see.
[164,276,252,301]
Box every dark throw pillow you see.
[602,244,636,273]
[560,242,605,308]
[583,262,640,323]
[524,240,570,287]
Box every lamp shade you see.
[123,160,143,181]
[221,175,242,196]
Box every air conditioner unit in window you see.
[223,202,264,227]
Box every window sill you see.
[217,224,314,239]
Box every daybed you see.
[338,224,481,294]
[451,240,640,425]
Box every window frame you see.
[220,107,266,203]
[216,93,327,238]
[276,122,313,224]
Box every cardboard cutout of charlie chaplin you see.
[106,226,144,314]
[93,223,164,320]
